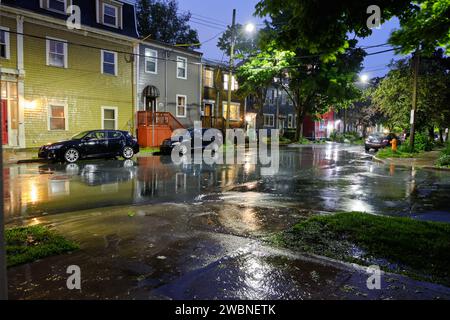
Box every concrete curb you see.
[373,155,450,171]
[422,165,450,172]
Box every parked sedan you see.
[365,133,399,152]
[160,128,222,155]
[38,130,140,163]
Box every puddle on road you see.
[7,202,450,300]
[3,145,450,224]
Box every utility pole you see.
[225,9,236,130]
[409,48,420,151]
[0,69,8,300]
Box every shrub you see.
[413,132,434,152]
[330,130,344,143]
[441,143,450,156]
[436,154,450,167]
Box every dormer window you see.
[97,0,123,29]
[40,0,70,14]
[49,0,66,12]
[103,3,118,27]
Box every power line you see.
[4,30,204,66]
[174,30,225,48]
[189,19,227,31]
[190,12,228,26]
[189,16,227,28]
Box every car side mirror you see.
[211,136,216,142]
[83,136,93,141]
[179,136,184,143]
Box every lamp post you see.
[225,10,255,129]
[225,9,236,130]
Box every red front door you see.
[1,100,8,145]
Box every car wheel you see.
[365,147,370,152]
[122,146,134,159]
[64,148,80,163]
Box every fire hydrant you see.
[391,138,398,152]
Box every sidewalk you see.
[2,148,41,165]
[373,150,450,171]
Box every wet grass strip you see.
[5,225,79,267]
[376,148,418,159]
[273,212,450,286]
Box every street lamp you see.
[359,74,369,84]
[245,23,256,34]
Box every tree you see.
[236,46,295,128]
[136,0,200,49]
[255,0,413,59]
[217,24,259,58]
[390,0,450,54]
[372,50,450,134]
[350,79,388,137]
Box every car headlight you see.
[48,144,63,150]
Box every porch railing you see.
[137,111,185,131]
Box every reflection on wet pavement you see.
[7,204,450,300]
[5,144,450,299]
[4,145,450,223]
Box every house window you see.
[48,0,66,12]
[48,105,67,130]
[288,114,294,128]
[145,48,157,74]
[222,103,240,121]
[0,27,10,59]
[263,114,275,127]
[102,107,118,130]
[101,50,117,76]
[103,3,118,27]
[204,69,214,88]
[319,120,326,131]
[176,95,187,118]
[223,74,238,91]
[177,57,187,79]
[46,38,68,68]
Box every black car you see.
[365,133,399,152]
[38,130,140,163]
[160,128,222,155]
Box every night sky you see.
[174,0,404,78]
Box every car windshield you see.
[71,131,90,140]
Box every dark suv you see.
[38,130,140,163]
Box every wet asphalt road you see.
[4,144,450,223]
[5,144,450,299]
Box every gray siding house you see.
[136,40,203,128]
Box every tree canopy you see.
[136,0,200,49]
[217,24,259,58]
[372,49,450,131]
[390,0,450,54]
[254,0,413,59]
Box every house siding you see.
[1,0,138,147]
[22,22,134,147]
[137,42,202,128]
[201,63,245,130]
[0,16,17,70]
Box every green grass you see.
[272,212,450,286]
[6,225,79,267]
[376,148,417,159]
[140,147,160,154]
